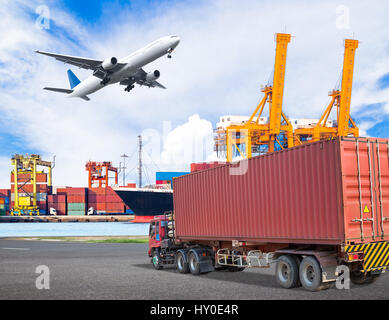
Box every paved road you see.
[0,240,388,300]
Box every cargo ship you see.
[113,186,173,223]
[113,167,225,223]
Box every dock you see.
[0,215,135,223]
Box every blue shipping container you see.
[155,172,189,185]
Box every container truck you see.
[148,137,389,291]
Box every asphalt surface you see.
[0,239,388,300]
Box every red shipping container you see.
[57,195,66,203]
[47,201,67,215]
[89,187,107,195]
[96,203,106,211]
[11,173,47,183]
[48,194,66,203]
[47,195,55,203]
[0,189,10,197]
[106,202,124,210]
[56,188,69,195]
[174,138,389,245]
[67,195,86,203]
[190,162,225,173]
[11,184,49,194]
[105,194,122,202]
[65,187,87,195]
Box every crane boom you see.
[338,39,359,136]
[270,33,291,135]
[220,33,293,162]
[293,38,359,145]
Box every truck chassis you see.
[148,215,387,291]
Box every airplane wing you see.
[35,51,125,74]
[120,68,167,89]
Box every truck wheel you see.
[350,271,380,285]
[188,252,201,275]
[152,249,163,270]
[291,255,302,287]
[176,251,190,274]
[275,255,299,289]
[299,256,323,291]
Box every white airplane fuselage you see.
[68,35,180,98]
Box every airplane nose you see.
[171,36,180,47]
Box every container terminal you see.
[146,34,389,291]
[1,33,388,293]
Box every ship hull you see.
[113,188,173,221]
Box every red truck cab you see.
[148,215,168,257]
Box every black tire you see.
[176,251,190,274]
[275,255,300,289]
[188,251,201,275]
[299,256,323,291]
[291,255,302,287]
[350,271,380,285]
[152,249,163,270]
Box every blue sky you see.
[0,0,389,187]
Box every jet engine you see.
[102,57,118,70]
[145,70,160,82]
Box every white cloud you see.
[0,0,389,189]
[160,114,214,171]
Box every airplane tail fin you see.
[67,69,81,89]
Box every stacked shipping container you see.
[88,187,106,213]
[0,189,10,216]
[47,194,67,215]
[88,187,126,214]
[58,187,87,216]
[2,184,131,216]
[10,172,49,214]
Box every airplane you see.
[36,35,180,101]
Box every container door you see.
[373,140,389,240]
[345,139,389,242]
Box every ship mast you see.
[138,135,142,188]
[120,153,128,186]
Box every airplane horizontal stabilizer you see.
[43,87,73,94]
[80,96,90,101]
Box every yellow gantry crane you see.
[223,33,294,162]
[294,39,359,144]
[11,154,53,216]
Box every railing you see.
[216,249,275,268]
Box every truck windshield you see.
[149,222,156,237]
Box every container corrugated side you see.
[174,139,346,245]
[174,138,389,245]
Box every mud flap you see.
[199,259,215,273]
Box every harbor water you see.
[0,222,149,237]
